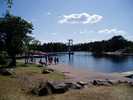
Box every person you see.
[51,57,53,64]
[39,59,47,66]
[39,59,42,64]
[48,57,51,65]
[45,56,47,65]
[56,57,59,64]
[54,57,57,65]
[30,57,33,63]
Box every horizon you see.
[40,35,132,45]
[0,0,133,43]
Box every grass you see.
[15,62,65,81]
[0,62,133,100]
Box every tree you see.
[108,35,127,51]
[23,36,34,64]
[0,15,33,67]
[29,39,41,51]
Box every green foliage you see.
[0,15,33,66]
[42,43,67,52]
[27,35,133,53]
[28,42,67,52]
[73,35,132,53]
[124,45,133,53]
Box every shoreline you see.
[102,52,133,56]
[47,64,133,82]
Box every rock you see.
[77,81,88,87]
[65,82,82,89]
[47,68,54,72]
[0,68,14,76]
[117,80,129,84]
[31,81,52,96]
[42,68,54,74]
[128,82,133,86]
[125,74,133,79]
[31,81,69,96]
[47,81,69,94]
[92,80,112,86]
[105,79,114,85]
[42,69,51,74]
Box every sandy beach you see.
[48,64,133,82]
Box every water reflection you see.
[54,52,133,73]
[68,54,74,64]
[92,54,128,63]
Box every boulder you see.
[65,82,82,89]
[128,82,133,86]
[47,81,69,94]
[117,80,129,84]
[0,68,14,76]
[31,81,52,96]
[105,79,114,85]
[42,68,54,74]
[42,69,51,74]
[92,80,112,86]
[77,81,88,87]
[125,74,133,79]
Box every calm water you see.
[54,52,133,73]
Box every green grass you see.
[15,62,65,81]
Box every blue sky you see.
[0,0,133,44]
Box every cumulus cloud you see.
[98,29,127,35]
[58,13,103,24]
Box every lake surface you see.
[54,52,133,73]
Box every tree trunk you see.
[11,55,16,67]
[8,55,16,67]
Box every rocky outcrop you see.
[31,79,133,96]
[31,81,88,96]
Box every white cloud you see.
[98,28,127,35]
[58,13,103,24]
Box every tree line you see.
[73,35,133,53]
[29,35,133,54]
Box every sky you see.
[0,0,133,44]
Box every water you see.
[54,52,133,73]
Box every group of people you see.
[54,57,59,65]
[39,56,59,66]
[48,56,59,65]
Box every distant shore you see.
[103,52,133,56]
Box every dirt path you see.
[48,64,133,82]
